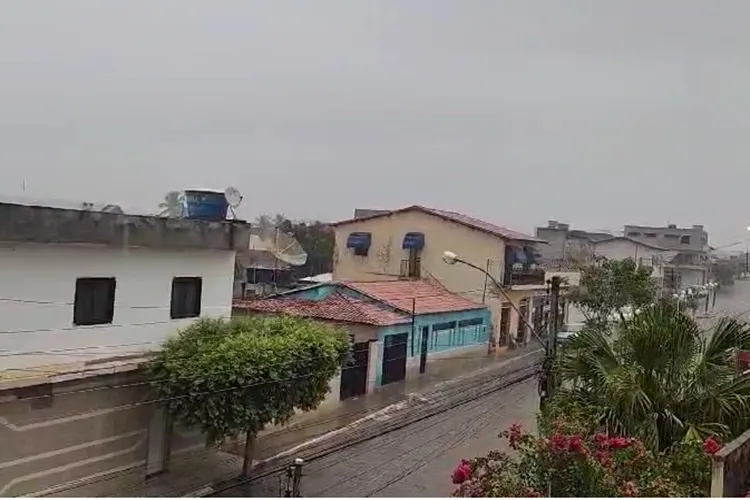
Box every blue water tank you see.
[183,189,228,221]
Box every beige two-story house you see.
[329,205,548,348]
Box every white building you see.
[0,201,251,371]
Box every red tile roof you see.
[330,205,544,243]
[343,280,485,315]
[233,293,410,326]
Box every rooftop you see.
[233,292,410,326]
[0,202,251,251]
[342,279,486,315]
[332,205,543,243]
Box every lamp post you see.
[442,250,559,405]
[442,251,544,348]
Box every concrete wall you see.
[0,368,207,497]
[711,427,750,497]
[624,224,708,252]
[0,202,250,252]
[0,243,235,370]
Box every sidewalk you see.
[46,344,543,497]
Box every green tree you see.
[147,316,349,475]
[289,220,335,277]
[159,191,184,217]
[568,258,656,328]
[254,213,335,277]
[553,302,750,451]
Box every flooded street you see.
[709,280,750,321]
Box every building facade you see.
[0,201,250,496]
[236,279,491,399]
[623,224,709,291]
[329,205,548,348]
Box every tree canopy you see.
[159,191,184,218]
[567,258,656,327]
[147,316,350,444]
[254,213,335,277]
[551,302,750,451]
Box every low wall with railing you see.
[711,427,750,497]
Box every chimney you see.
[548,220,558,229]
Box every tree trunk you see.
[242,432,255,477]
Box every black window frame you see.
[353,246,369,257]
[680,235,691,245]
[170,277,203,320]
[73,277,116,326]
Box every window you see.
[644,232,657,238]
[353,246,369,257]
[73,278,116,326]
[170,277,202,319]
[627,231,641,237]
[664,234,680,239]
[680,235,691,245]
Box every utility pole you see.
[282,458,304,497]
[540,276,561,408]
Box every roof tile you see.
[343,279,485,315]
[233,293,410,326]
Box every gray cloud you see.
[1,0,749,245]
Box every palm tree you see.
[159,191,184,217]
[556,301,750,451]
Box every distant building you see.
[623,224,709,290]
[534,220,613,262]
[536,219,710,294]
[331,205,552,349]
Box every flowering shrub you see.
[451,420,717,497]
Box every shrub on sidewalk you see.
[147,316,349,472]
[450,420,717,497]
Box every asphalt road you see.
[230,378,539,498]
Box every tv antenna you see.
[224,186,243,219]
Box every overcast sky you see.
[1,1,748,246]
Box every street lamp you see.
[441,250,544,348]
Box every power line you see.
[44,363,541,498]
[1,343,529,416]
[309,377,526,496]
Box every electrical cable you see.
[0,335,500,402]
[1,345,541,420]
[308,374,533,496]
[47,363,540,498]
[203,364,540,498]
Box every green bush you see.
[147,315,350,444]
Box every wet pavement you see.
[231,378,540,497]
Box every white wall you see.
[0,243,236,370]
[679,268,706,288]
[593,239,667,278]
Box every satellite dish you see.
[225,187,243,208]
[257,227,308,267]
[224,187,243,220]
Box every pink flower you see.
[703,437,722,455]
[594,450,612,468]
[608,436,631,449]
[508,423,523,448]
[621,480,639,497]
[452,461,472,484]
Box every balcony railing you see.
[502,266,546,286]
[399,258,421,279]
